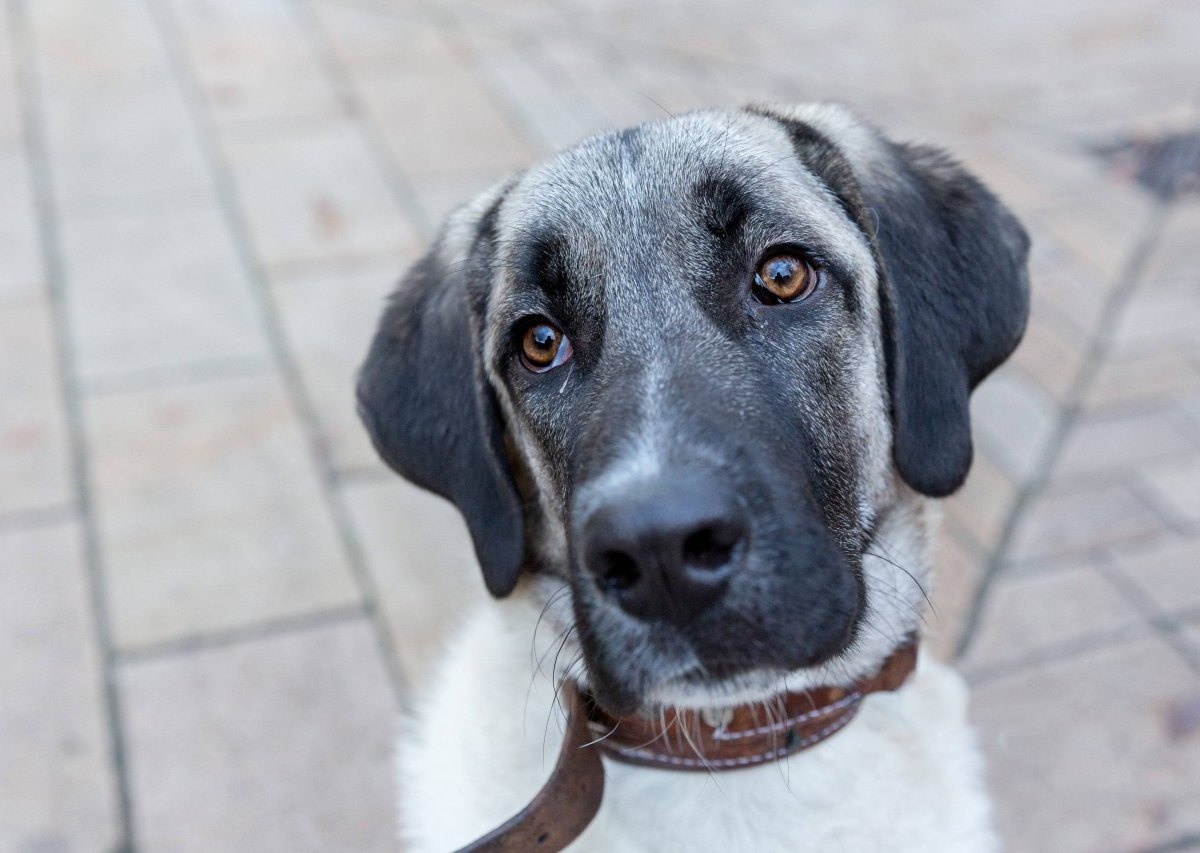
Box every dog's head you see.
[359,104,1029,714]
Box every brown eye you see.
[519,320,573,372]
[753,253,817,304]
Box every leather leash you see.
[456,688,605,852]
[457,638,918,852]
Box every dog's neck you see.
[458,637,920,851]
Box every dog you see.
[358,102,1029,852]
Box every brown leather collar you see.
[457,639,918,852]
[585,637,918,771]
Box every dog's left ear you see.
[760,106,1030,497]
[356,189,526,597]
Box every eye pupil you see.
[531,325,556,350]
[767,258,795,282]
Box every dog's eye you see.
[753,253,817,304]
[519,319,573,373]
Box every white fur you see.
[399,581,997,852]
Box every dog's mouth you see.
[574,598,864,716]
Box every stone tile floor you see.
[1,0,1198,850]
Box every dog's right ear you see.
[356,189,526,597]
[753,104,1029,498]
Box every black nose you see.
[580,473,748,625]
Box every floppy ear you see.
[863,141,1030,496]
[757,106,1030,497]
[356,191,526,597]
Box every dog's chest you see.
[397,599,998,853]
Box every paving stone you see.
[1009,310,1088,402]
[42,77,213,209]
[1085,350,1200,409]
[409,168,502,237]
[944,448,1020,554]
[1031,200,1149,284]
[948,139,1074,217]
[121,618,398,853]
[961,561,1145,672]
[0,4,19,143]
[272,255,411,474]
[1112,284,1200,356]
[168,0,344,126]
[1026,232,1115,340]
[1023,75,1200,140]
[341,476,486,691]
[1181,624,1200,661]
[356,63,535,178]
[86,374,360,649]
[62,201,270,383]
[1181,389,1200,436]
[0,299,72,517]
[1141,200,1200,288]
[30,0,171,91]
[1009,480,1166,561]
[31,0,211,208]
[0,145,42,305]
[1140,453,1200,525]
[1107,532,1200,617]
[617,53,718,118]
[222,118,417,271]
[972,637,1200,853]
[983,126,1150,209]
[927,520,986,661]
[0,522,120,852]
[1054,407,1200,478]
[536,35,672,130]
[309,0,451,79]
[969,366,1060,481]
[465,29,605,152]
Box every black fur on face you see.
[358,105,1029,713]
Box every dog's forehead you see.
[512,111,784,210]
[502,110,805,232]
[491,109,876,302]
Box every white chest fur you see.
[398,596,998,852]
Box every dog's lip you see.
[582,629,864,714]
[677,660,755,683]
[672,646,842,688]
[614,622,861,707]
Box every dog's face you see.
[360,105,1029,714]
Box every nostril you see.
[682,523,742,571]
[598,550,640,592]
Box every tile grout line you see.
[964,620,1151,688]
[7,2,137,850]
[144,0,411,704]
[118,603,369,665]
[1137,832,1200,853]
[289,0,434,237]
[389,0,561,164]
[0,501,80,533]
[428,2,566,157]
[955,196,1175,659]
[1093,556,1200,676]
